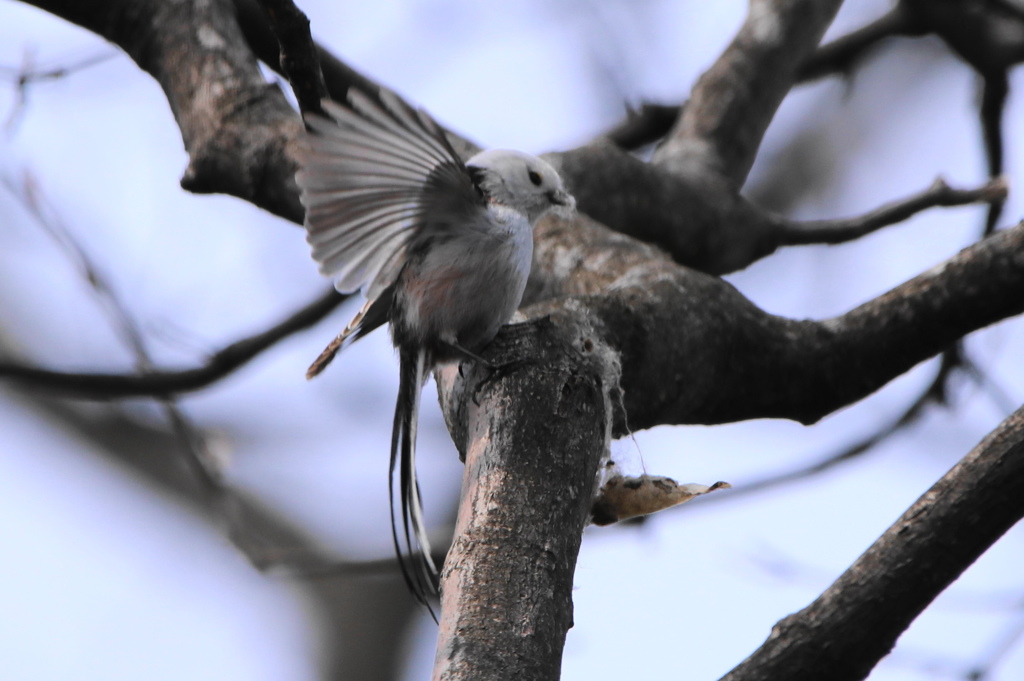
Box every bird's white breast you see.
[396,204,533,354]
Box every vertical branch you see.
[434,319,612,681]
[251,0,327,116]
[980,70,1008,234]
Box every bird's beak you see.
[548,189,576,213]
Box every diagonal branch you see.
[0,288,345,398]
[718,403,1024,681]
[20,0,307,222]
[551,130,1000,276]
[797,5,921,82]
[651,0,843,186]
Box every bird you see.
[292,88,575,612]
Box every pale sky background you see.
[1,1,1023,680]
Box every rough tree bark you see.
[8,0,1024,680]
[719,404,1024,681]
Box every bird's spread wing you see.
[294,89,482,300]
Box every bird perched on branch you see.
[293,89,574,612]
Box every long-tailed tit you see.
[293,89,574,610]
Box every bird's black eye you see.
[528,169,543,186]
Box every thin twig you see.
[0,286,347,398]
[980,71,1008,235]
[965,610,1024,680]
[774,177,1008,245]
[2,48,117,132]
[686,341,1016,510]
[5,171,221,491]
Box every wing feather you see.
[294,88,482,298]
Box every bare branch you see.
[250,0,326,117]
[525,216,1024,432]
[231,0,378,104]
[693,344,983,508]
[5,170,221,489]
[774,176,1007,245]
[797,6,920,82]
[718,403,1024,681]
[0,288,346,398]
[552,144,1001,276]
[652,0,843,186]
[981,71,1009,234]
[599,102,682,151]
[20,0,306,223]
[434,318,610,681]
[1,48,117,132]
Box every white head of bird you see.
[465,148,573,224]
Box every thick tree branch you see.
[651,0,843,186]
[718,403,1024,681]
[524,216,1024,432]
[21,0,306,223]
[552,143,1006,274]
[0,288,345,398]
[434,319,611,681]
[549,143,778,274]
[545,0,851,276]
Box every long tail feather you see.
[390,346,439,617]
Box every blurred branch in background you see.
[690,346,1016,510]
[0,47,116,132]
[0,167,412,680]
[0,284,345,398]
[3,0,1024,679]
[3,170,220,491]
[771,176,1007,245]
